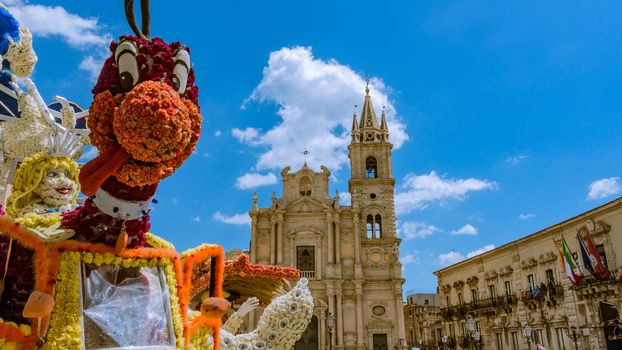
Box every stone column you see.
[337,293,344,346]
[326,211,334,264]
[334,216,341,264]
[270,218,276,264]
[320,311,327,350]
[356,284,364,347]
[250,214,257,263]
[316,237,323,280]
[395,292,406,342]
[353,212,360,264]
[276,216,283,265]
[289,237,295,268]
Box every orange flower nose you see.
[113,81,194,163]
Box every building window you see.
[545,269,555,284]
[366,157,378,178]
[446,296,450,307]
[496,333,504,350]
[555,327,566,349]
[366,214,382,238]
[511,332,519,350]
[296,246,315,275]
[596,244,608,269]
[489,284,497,302]
[458,293,464,306]
[449,324,455,337]
[527,274,535,291]
[424,299,429,306]
[471,289,478,304]
[504,281,512,301]
[299,177,312,196]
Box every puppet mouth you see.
[55,187,72,195]
[79,144,132,196]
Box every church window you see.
[366,157,378,178]
[296,246,315,272]
[366,215,374,238]
[299,177,312,196]
[366,214,382,239]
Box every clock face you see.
[367,132,374,140]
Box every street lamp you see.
[326,312,335,350]
[522,324,532,350]
[441,335,448,350]
[565,325,580,350]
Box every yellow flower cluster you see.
[0,319,32,337]
[187,311,214,350]
[0,340,20,350]
[42,252,82,350]
[15,212,61,228]
[162,261,185,349]
[43,252,186,349]
[146,232,176,249]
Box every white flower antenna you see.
[54,95,76,131]
[23,78,64,132]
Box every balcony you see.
[301,271,315,280]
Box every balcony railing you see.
[301,271,315,280]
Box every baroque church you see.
[246,86,406,350]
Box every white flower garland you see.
[219,278,314,350]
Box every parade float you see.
[0,1,314,349]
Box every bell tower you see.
[348,83,397,240]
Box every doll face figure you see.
[33,167,78,207]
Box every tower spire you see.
[359,83,380,130]
[380,105,388,132]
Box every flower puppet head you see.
[80,0,201,196]
[0,3,37,78]
[7,152,80,217]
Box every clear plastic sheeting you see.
[81,263,176,349]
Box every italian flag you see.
[556,237,583,285]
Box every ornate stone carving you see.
[466,276,479,286]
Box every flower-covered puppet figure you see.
[0,3,37,79]
[6,152,79,217]
[63,0,202,249]
[218,278,314,350]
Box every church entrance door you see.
[373,334,388,350]
[294,315,319,350]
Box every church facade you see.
[247,87,406,350]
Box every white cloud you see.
[235,172,278,190]
[241,46,408,174]
[435,244,496,267]
[400,252,421,266]
[6,1,111,48]
[518,213,535,220]
[505,153,530,164]
[232,127,261,145]
[399,221,442,239]
[5,1,112,80]
[213,211,251,226]
[338,191,351,205]
[587,177,621,200]
[191,215,201,222]
[466,244,495,258]
[436,251,464,267]
[79,55,105,81]
[451,224,477,235]
[395,171,497,215]
[215,130,222,137]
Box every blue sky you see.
[7,0,622,293]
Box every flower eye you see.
[267,331,278,342]
[289,302,299,313]
[47,171,58,178]
[115,40,140,92]
[172,48,190,94]
[253,340,266,349]
[279,317,290,329]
